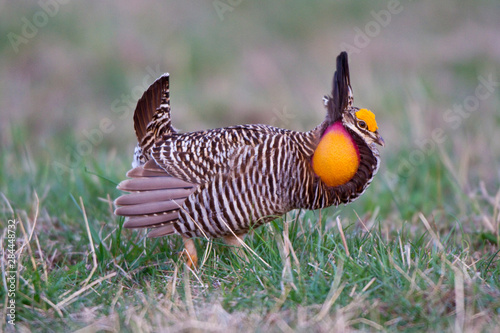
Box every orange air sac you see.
[312,122,360,187]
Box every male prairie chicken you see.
[114,52,384,267]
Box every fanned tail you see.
[114,160,196,238]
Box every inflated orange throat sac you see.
[312,122,360,187]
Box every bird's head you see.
[312,52,383,188]
[341,108,385,147]
[323,52,384,148]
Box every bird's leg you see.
[223,233,248,262]
[182,236,198,269]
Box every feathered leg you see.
[223,233,248,262]
[183,236,198,268]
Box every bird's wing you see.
[150,125,277,185]
[174,143,292,238]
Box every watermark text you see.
[5,219,18,326]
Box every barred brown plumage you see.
[114,52,384,267]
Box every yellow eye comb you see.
[355,109,378,132]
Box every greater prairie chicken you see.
[114,52,384,267]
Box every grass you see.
[1,1,500,332]
[1,128,500,331]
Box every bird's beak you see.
[375,133,385,147]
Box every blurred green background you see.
[1,0,499,191]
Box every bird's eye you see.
[358,120,367,129]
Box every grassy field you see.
[1,1,500,332]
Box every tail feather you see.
[132,73,176,166]
[133,73,170,143]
